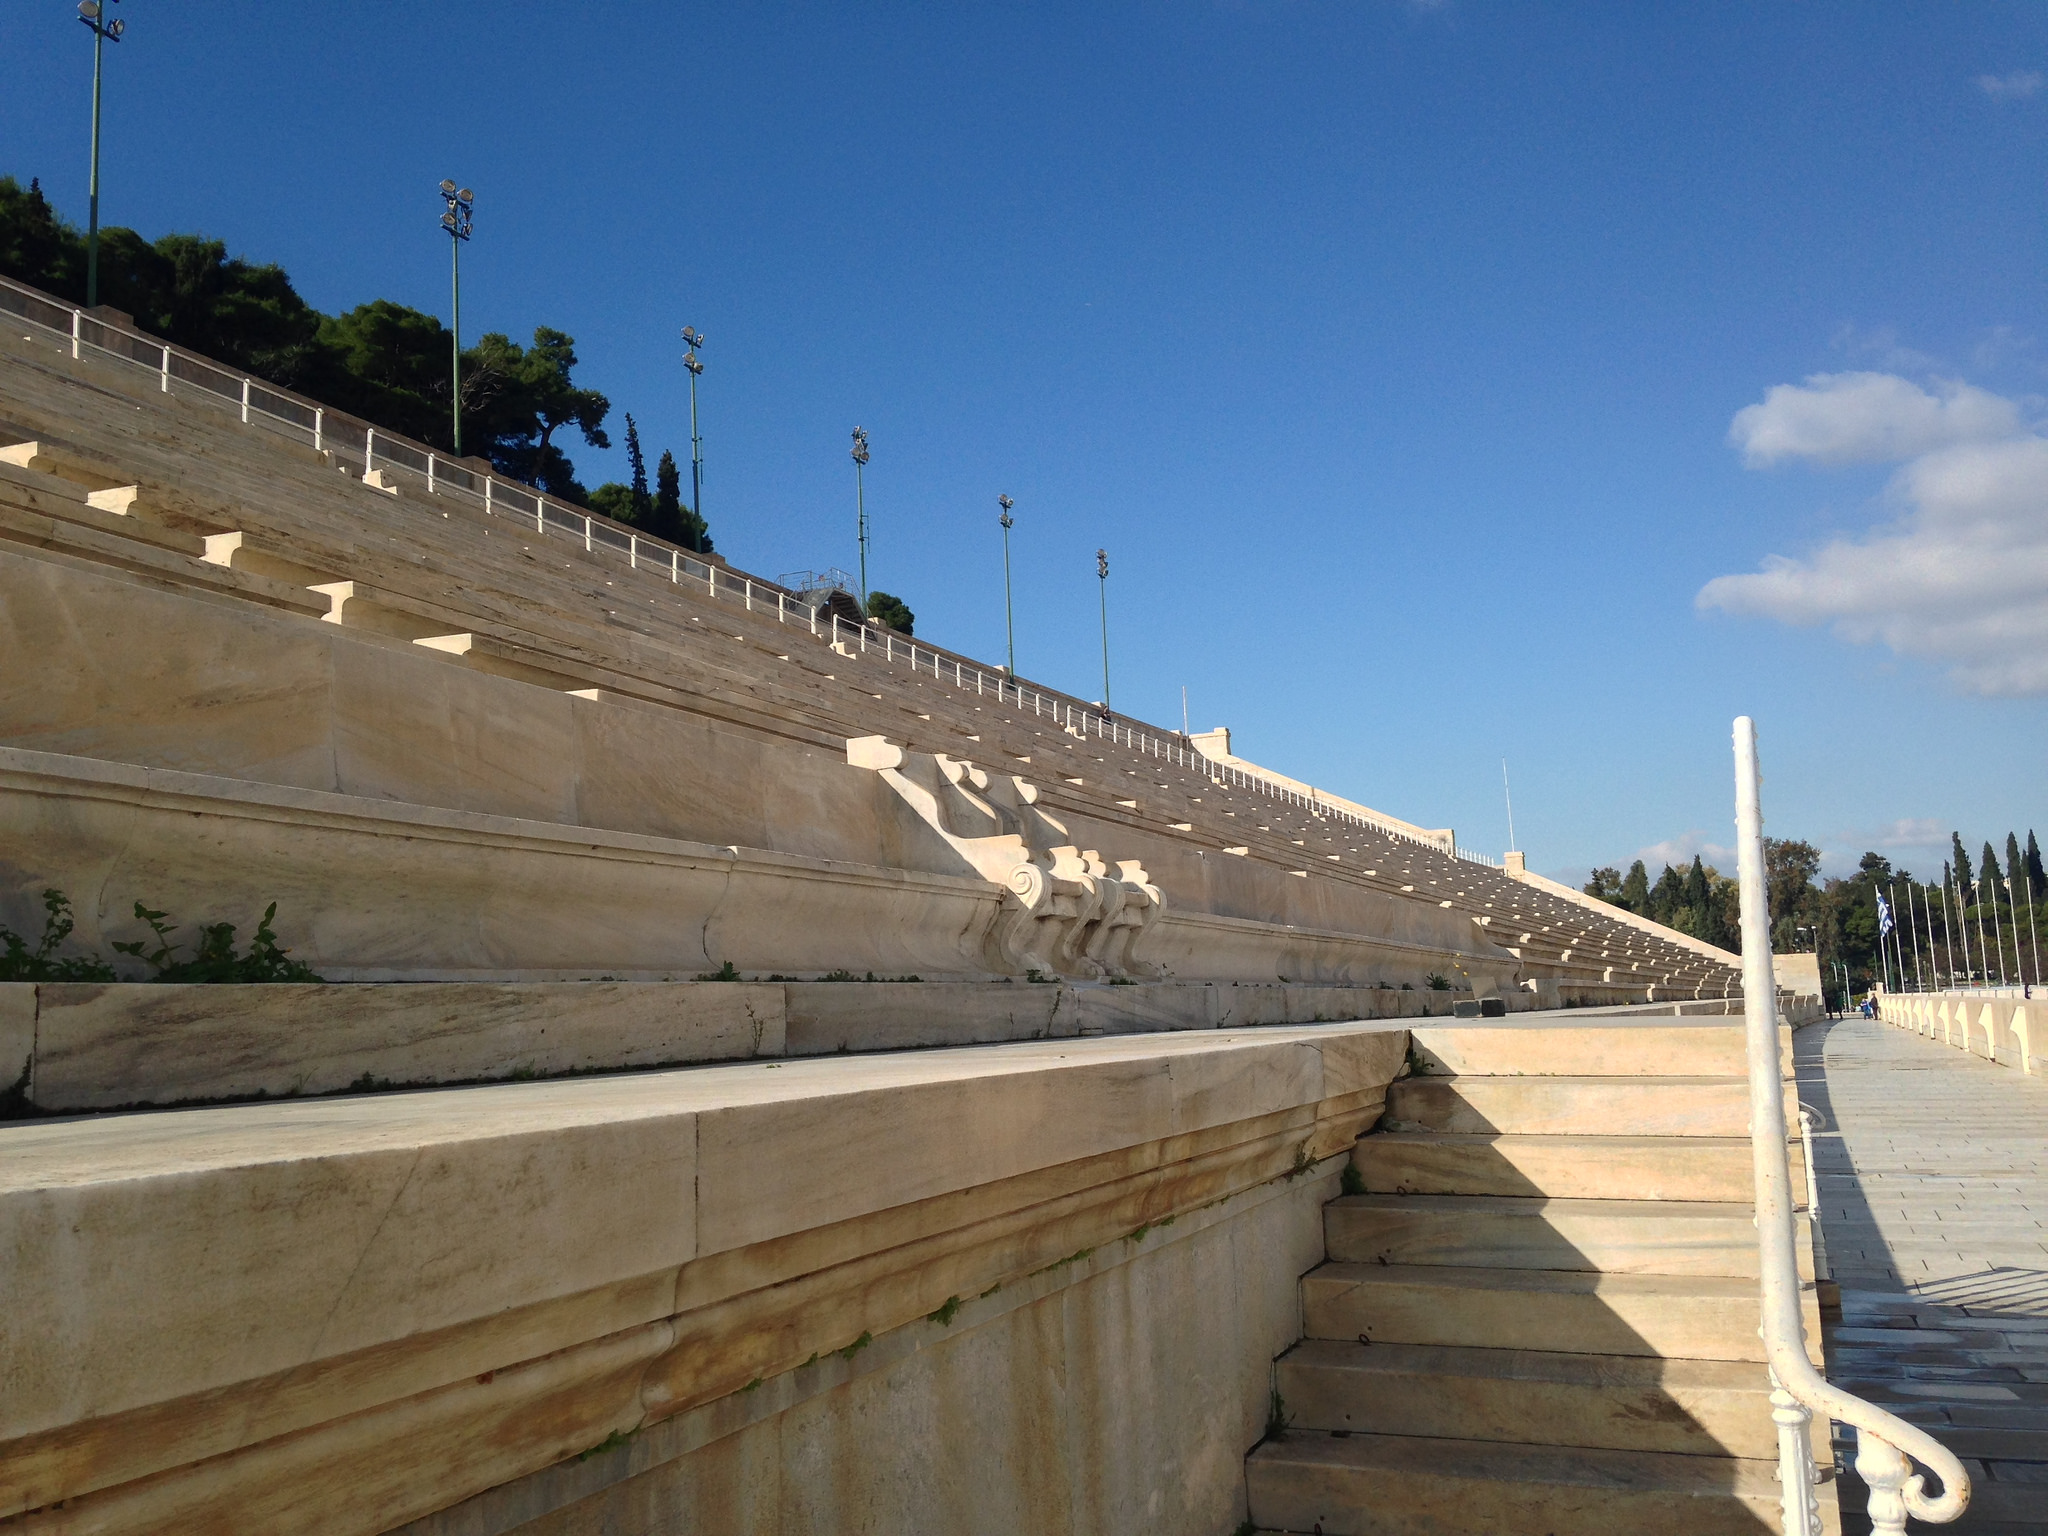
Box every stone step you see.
[1245,1429,1815,1535]
[1352,1132,1804,1203]
[1409,1021,1785,1079]
[1382,1074,1786,1137]
[1324,1193,1803,1278]
[1300,1261,1809,1363]
[1275,1338,1793,1459]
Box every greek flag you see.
[1877,894,1895,938]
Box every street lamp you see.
[78,0,127,310]
[439,180,474,455]
[850,428,871,604]
[1096,547,1111,717]
[997,495,1015,681]
[682,327,705,540]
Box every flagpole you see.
[1870,881,1892,994]
[1938,874,1957,988]
[1900,881,1923,991]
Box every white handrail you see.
[1733,716,1967,1535]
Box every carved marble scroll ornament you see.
[847,736,1164,980]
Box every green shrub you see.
[112,901,321,982]
[0,889,116,981]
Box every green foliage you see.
[926,1295,963,1326]
[1425,972,1451,991]
[1620,859,1651,912]
[697,961,741,982]
[110,901,322,983]
[864,591,915,635]
[0,176,612,498]
[0,888,117,981]
[575,1426,640,1462]
[1340,1161,1366,1197]
[837,1331,873,1361]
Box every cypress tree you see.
[653,450,683,544]
[624,414,651,525]
[1952,833,1974,898]
[2027,831,2044,899]
[2007,832,2025,891]
[1620,860,1651,915]
[1982,842,2004,907]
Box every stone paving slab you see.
[1802,1016,2048,1534]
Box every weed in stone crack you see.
[1126,1222,1152,1243]
[837,1331,873,1361]
[742,1376,763,1392]
[1340,1162,1365,1197]
[802,1352,819,1369]
[1264,1388,1291,1443]
[927,1295,962,1326]
[0,889,114,981]
[1282,1144,1315,1181]
[821,969,858,982]
[576,1426,641,1462]
[979,1282,1002,1299]
[697,961,741,982]
[1234,1523,1260,1536]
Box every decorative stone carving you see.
[848,736,1164,980]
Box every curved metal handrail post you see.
[1733,716,1968,1534]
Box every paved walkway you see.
[1799,1015,2048,1534]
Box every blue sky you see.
[5,2,2045,884]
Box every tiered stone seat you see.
[0,316,1735,1002]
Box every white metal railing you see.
[1,270,1501,867]
[1733,716,1967,1536]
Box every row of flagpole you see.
[1869,870,2041,996]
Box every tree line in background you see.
[1586,829,2045,1000]
[0,175,715,555]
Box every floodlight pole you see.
[998,495,1016,680]
[851,428,871,604]
[1096,548,1111,716]
[683,327,705,541]
[439,181,474,455]
[80,0,125,310]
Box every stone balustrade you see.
[1877,988,2042,1073]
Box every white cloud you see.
[1727,372,2025,467]
[1977,70,2045,100]
[1702,373,2048,695]
[1630,830,1734,873]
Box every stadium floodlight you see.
[78,0,126,309]
[998,495,1016,680]
[850,428,871,602]
[1096,547,1111,717]
[682,328,706,542]
[439,180,475,455]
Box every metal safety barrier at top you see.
[1733,715,1968,1536]
[0,271,1501,868]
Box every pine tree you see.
[1684,855,1712,918]
[2027,831,2044,899]
[624,414,651,525]
[1982,842,2004,908]
[2007,832,2025,892]
[1620,860,1651,914]
[1952,833,1974,898]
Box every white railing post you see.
[629,534,638,569]
[485,477,493,516]
[535,496,545,533]
[1733,715,1967,1536]
[584,516,593,552]
[160,343,171,393]
[314,408,324,453]
[365,428,375,475]
[240,378,251,423]
[71,308,81,359]
[427,453,436,494]
[671,548,679,583]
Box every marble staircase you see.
[1244,1015,1837,1534]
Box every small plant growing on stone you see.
[1425,972,1451,991]
[1340,1162,1366,1197]
[926,1295,962,1326]
[1263,1388,1291,1443]
[112,901,321,983]
[0,889,116,981]
[837,1331,873,1361]
[696,961,741,982]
